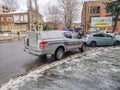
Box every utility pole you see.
[87,0,91,32]
[81,0,88,33]
[28,0,32,30]
[29,0,32,9]
[35,0,40,31]
[35,0,38,12]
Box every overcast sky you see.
[0,0,96,22]
[18,0,89,22]
[19,0,49,13]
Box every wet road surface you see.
[0,40,44,85]
[0,46,120,90]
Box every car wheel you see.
[113,41,120,46]
[90,41,96,47]
[55,48,64,60]
[79,43,86,52]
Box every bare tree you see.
[57,0,81,28]
[45,0,82,28]
[2,0,19,12]
[45,2,62,29]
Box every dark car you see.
[75,28,84,37]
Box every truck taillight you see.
[39,41,48,49]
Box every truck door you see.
[72,32,83,49]
[64,32,76,50]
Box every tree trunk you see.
[113,8,120,32]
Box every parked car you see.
[24,30,86,60]
[99,30,120,36]
[100,30,120,41]
[85,33,120,46]
[115,32,120,40]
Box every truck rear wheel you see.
[55,48,64,60]
[39,54,47,62]
[79,43,86,52]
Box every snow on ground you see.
[0,46,120,90]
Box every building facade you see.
[81,0,120,33]
[0,4,9,13]
[0,0,44,34]
[0,11,43,33]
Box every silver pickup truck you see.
[24,30,86,60]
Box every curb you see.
[0,36,25,43]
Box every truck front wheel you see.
[79,43,86,52]
[55,48,64,60]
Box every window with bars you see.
[7,17,13,22]
[1,17,4,22]
[90,6,100,14]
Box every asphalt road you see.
[0,40,43,85]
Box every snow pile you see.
[0,57,84,90]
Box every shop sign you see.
[91,17,112,27]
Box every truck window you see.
[64,32,72,39]
[72,32,81,39]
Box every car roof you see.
[40,30,72,33]
[91,32,112,36]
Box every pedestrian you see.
[17,31,20,40]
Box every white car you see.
[101,30,120,40]
[99,30,120,36]
[85,33,120,46]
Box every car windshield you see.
[93,33,104,37]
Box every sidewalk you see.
[0,34,25,42]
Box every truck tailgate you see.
[27,32,38,48]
